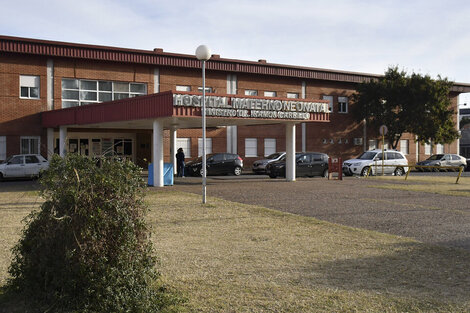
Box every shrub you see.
[5,154,177,312]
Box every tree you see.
[352,67,459,149]
[4,154,180,312]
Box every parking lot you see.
[167,173,470,251]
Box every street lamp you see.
[196,45,211,204]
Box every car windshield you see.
[427,154,444,160]
[4,156,14,163]
[266,153,282,159]
[357,152,377,160]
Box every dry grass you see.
[148,190,470,312]
[368,175,470,197]
[1,185,470,312]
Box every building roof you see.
[3,35,470,92]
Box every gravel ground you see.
[165,175,470,251]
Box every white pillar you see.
[47,128,54,160]
[152,120,164,187]
[170,127,177,175]
[286,123,296,182]
[59,126,67,157]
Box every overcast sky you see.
[2,0,470,103]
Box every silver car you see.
[252,152,286,174]
[0,154,49,180]
[416,154,466,171]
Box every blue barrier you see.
[148,163,174,186]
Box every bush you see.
[4,154,178,312]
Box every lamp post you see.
[196,45,211,204]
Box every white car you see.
[342,149,408,176]
[252,152,286,174]
[0,154,49,180]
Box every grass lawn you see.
[1,185,470,312]
[368,175,470,197]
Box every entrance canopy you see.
[42,91,330,187]
[42,91,330,129]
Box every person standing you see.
[176,148,185,177]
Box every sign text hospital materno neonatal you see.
[173,94,330,120]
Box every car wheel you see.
[322,169,328,178]
[234,166,242,176]
[394,167,405,176]
[361,166,370,176]
[199,167,204,176]
[269,172,277,179]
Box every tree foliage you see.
[352,67,459,149]
[4,154,180,312]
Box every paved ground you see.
[166,175,470,251]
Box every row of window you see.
[61,79,147,108]
[0,136,40,160]
[19,75,348,113]
[175,137,276,158]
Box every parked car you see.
[416,154,466,171]
[342,149,408,176]
[266,152,329,178]
[184,153,243,176]
[252,152,286,174]
[0,154,49,180]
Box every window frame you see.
[322,95,334,113]
[20,75,40,99]
[264,138,276,157]
[338,96,348,113]
[245,138,258,157]
[198,138,213,157]
[20,136,40,155]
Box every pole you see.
[382,132,384,176]
[202,60,207,204]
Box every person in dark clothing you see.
[176,148,185,177]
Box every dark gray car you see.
[266,152,329,178]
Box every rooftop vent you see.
[153,48,163,53]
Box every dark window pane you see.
[80,80,97,90]
[62,79,79,89]
[30,87,39,98]
[62,90,79,100]
[99,92,112,102]
[25,155,39,163]
[99,81,112,91]
[114,93,129,100]
[80,91,97,101]
[130,83,146,93]
[20,87,29,97]
[62,101,79,108]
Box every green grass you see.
[1,186,470,312]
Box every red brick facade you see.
[0,35,468,168]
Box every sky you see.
[2,0,470,104]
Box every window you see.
[264,91,277,97]
[245,90,258,96]
[322,95,333,112]
[20,136,40,154]
[245,138,257,157]
[287,92,299,99]
[198,87,213,93]
[353,138,363,146]
[368,139,378,150]
[25,155,40,164]
[400,139,409,155]
[0,136,5,161]
[62,79,147,108]
[338,96,348,113]
[198,138,213,156]
[176,85,191,91]
[436,144,444,154]
[177,138,191,157]
[264,138,276,157]
[424,143,431,155]
[20,75,40,99]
